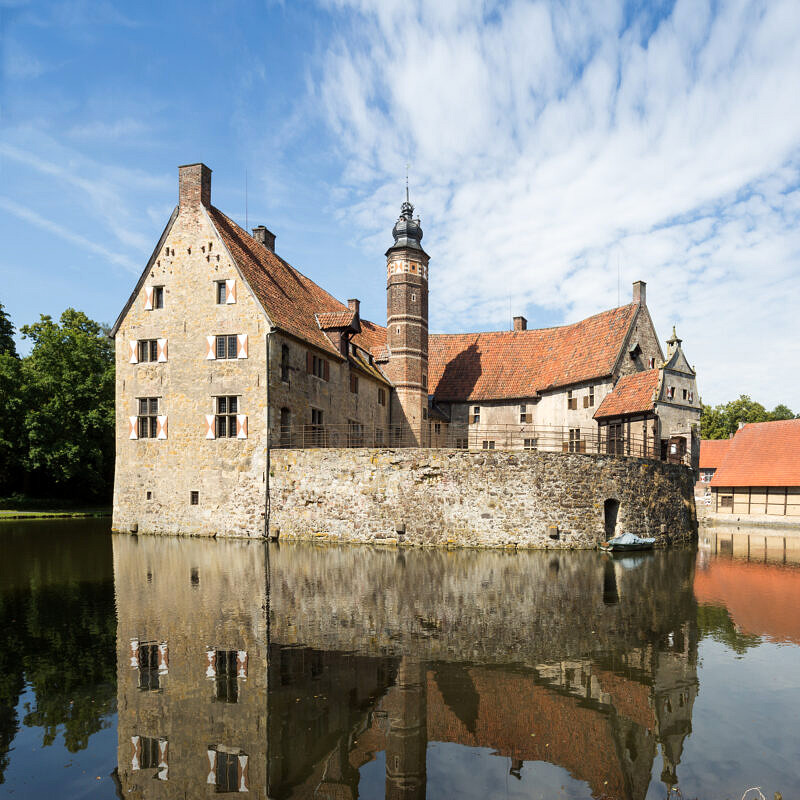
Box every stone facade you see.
[269,447,698,549]
[111,164,699,542]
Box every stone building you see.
[111,163,699,537]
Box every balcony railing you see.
[269,424,691,466]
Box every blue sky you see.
[1,0,799,408]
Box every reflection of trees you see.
[696,603,761,655]
[0,520,116,782]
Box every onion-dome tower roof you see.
[386,194,428,257]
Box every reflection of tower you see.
[385,657,427,800]
[384,193,430,446]
[653,619,699,791]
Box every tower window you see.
[411,292,417,302]
[422,373,427,389]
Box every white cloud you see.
[313,0,800,408]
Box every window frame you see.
[280,344,290,382]
[137,397,159,439]
[215,334,238,360]
[152,286,164,309]
[214,395,239,438]
[482,440,495,450]
[138,339,159,363]
[215,280,227,305]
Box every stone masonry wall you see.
[269,448,698,548]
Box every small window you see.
[411,292,417,302]
[396,326,400,334]
[137,736,161,770]
[434,423,441,435]
[311,408,324,426]
[191,567,199,586]
[568,428,583,453]
[567,390,577,410]
[215,650,239,703]
[588,386,594,407]
[153,286,164,309]
[137,643,160,691]
[422,373,427,389]
[422,407,427,420]
[524,438,537,450]
[666,386,675,400]
[281,344,290,382]
[378,388,386,406]
[688,390,694,403]
[309,354,327,379]
[482,440,495,450]
[520,404,530,423]
[682,388,687,400]
[350,374,359,394]
[215,396,239,438]
[648,357,655,369]
[455,438,468,450]
[215,281,227,305]
[214,750,242,793]
[146,490,152,501]
[471,406,481,424]
[137,397,159,438]
[216,335,238,360]
[138,339,159,363]
[190,491,199,505]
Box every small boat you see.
[599,532,656,552]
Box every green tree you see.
[20,309,114,499]
[700,394,796,439]
[0,304,22,492]
[0,303,17,357]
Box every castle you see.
[111,163,699,538]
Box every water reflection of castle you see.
[113,537,698,799]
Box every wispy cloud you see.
[314,0,800,407]
[0,195,138,271]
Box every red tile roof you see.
[710,419,800,487]
[208,206,365,359]
[316,310,357,329]
[593,369,659,419]
[428,305,638,402]
[352,318,388,360]
[699,439,732,470]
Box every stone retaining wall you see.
[269,448,697,548]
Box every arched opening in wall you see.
[604,498,620,540]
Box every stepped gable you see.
[699,439,732,470]
[594,369,660,419]
[209,207,379,358]
[428,304,638,402]
[710,419,800,487]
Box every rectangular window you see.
[153,286,164,309]
[350,374,359,394]
[309,408,324,447]
[348,420,363,447]
[434,423,441,435]
[422,407,427,420]
[688,390,694,403]
[215,396,239,438]
[138,397,159,438]
[455,438,468,450]
[524,438,537,450]
[378,388,386,406]
[586,386,595,407]
[138,339,159,363]
[648,357,656,369]
[216,335,238,360]
[138,643,160,691]
[520,404,531,423]
[568,428,584,453]
[281,345,290,382]
[422,373,427,389]
[307,353,328,380]
[215,751,240,793]
[215,281,227,305]
[190,491,199,505]
[215,650,239,704]
[666,386,675,400]
[471,406,481,424]
[482,440,495,450]
[567,390,577,410]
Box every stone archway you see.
[604,498,620,540]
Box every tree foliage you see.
[0,307,114,500]
[0,303,17,357]
[700,395,797,439]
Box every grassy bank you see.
[0,495,111,519]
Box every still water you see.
[1,521,799,799]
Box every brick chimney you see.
[178,163,211,208]
[513,316,527,331]
[632,280,646,306]
[348,299,360,317]
[252,225,276,251]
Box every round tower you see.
[385,196,429,446]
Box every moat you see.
[1,520,799,798]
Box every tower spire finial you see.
[405,161,409,204]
